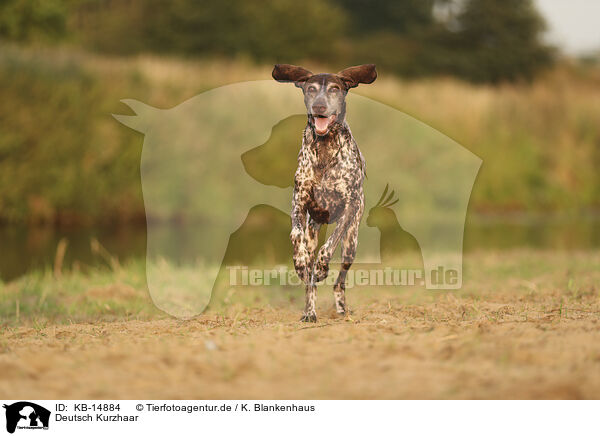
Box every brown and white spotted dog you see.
[272,63,377,322]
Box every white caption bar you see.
[1,400,597,436]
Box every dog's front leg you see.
[290,186,310,283]
[300,218,321,322]
[300,281,317,323]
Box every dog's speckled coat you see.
[272,64,377,322]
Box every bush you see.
[73,0,347,61]
[0,0,68,42]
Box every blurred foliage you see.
[0,0,594,227]
[335,0,435,35]
[72,0,347,61]
[435,0,555,83]
[0,46,145,225]
[0,46,598,226]
[0,0,555,83]
[0,0,69,42]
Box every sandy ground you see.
[2,289,600,399]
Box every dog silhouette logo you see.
[3,402,50,433]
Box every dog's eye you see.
[307,86,317,93]
[328,87,340,93]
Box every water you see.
[0,225,146,281]
[0,214,598,282]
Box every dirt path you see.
[2,292,600,399]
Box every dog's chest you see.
[311,145,356,191]
[300,130,364,223]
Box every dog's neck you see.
[303,118,350,170]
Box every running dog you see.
[272,63,377,322]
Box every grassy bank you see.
[1,44,599,225]
[1,249,599,327]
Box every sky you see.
[534,0,600,55]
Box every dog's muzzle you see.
[312,114,337,135]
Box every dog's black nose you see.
[312,105,326,115]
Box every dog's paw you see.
[300,313,317,323]
[331,307,353,321]
[335,303,347,316]
[313,248,330,282]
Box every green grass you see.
[0,258,161,326]
[2,249,599,327]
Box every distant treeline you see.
[0,0,554,83]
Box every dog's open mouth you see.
[313,114,336,135]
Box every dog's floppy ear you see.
[272,64,313,88]
[337,64,377,89]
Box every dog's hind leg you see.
[333,217,359,315]
[314,197,364,283]
[301,217,321,322]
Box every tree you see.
[73,0,347,61]
[336,0,435,36]
[448,0,554,82]
[0,0,67,42]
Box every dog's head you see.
[272,64,377,136]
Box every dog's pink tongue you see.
[314,116,331,134]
